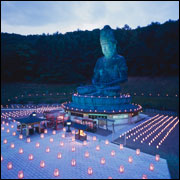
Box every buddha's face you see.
[101,40,116,59]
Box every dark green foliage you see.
[1,20,179,83]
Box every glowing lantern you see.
[44,129,47,134]
[111,150,115,156]
[88,167,93,175]
[96,145,100,151]
[54,168,60,177]
[2,121,5,124]
[62,134,65,138]
[19,134,23,140]
[11,125,14,128]
[83,141,87,146]
[105,140,109,145]
[1,155,3,161]
[155,154,160,161]
[119,165,124,173]
[84,151,90,158]
[36,142,40,148]
[40,160,45,168]
[46,147,50,153]
[28,154,34,160]
[136,149,140,155]
[1,127,4,131]
[128,156,133,163]
[40,133,44,139]
[100,157,106,165]
[19,148,24,154]
[50,138,54,143]
[6,123,9,126]
[149,163,154,171]
[57,152,62,159]
[120,144,123,150]
[18,170,24,179]
[63,127,66,132]
[71,159,76,166]
[142,174,148,179]
[93,136,97,141]
[12,132,16,136]
[27,138,31,143]
[52,130,56,135]
[72,146,76,152]
[60,141,64,147]
[11,143,15,149]
[7,129,10,133]
[7,162,13,170]
[3,139,7,144]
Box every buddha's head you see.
[100,25,117,59]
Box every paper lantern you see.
[57,152,62,159]
[19,134,23,140]
[52,130,56,135]
[88,167,93,175]
[40,134,44,139]
[44,129,48,134]
[11,125,14,128]
[84,151,90,158]
[71,159,76,166]
[50,138,54,143]
[83,141,87,146]
[54,168,60,177]
[40,160,45,168]
[149,163,154,171]
[120,144,123,150]
[19,148,24,154]
[142,174,148,179]
[93,136,97,141]
[18,170,24,179]
[155,154,160,161]
[29,154,34,160]
[36,142,40,148]
[62,134,65,138]
[105,140,109,145]
[96,145,100,151]
[128,156,133,163]
[11,143,15,149]
[46,147,50,153]
[100,157,106,165]
[7,129,10,133]
[60,141,64,147]
[136,149,140,155]
[27,138,31,143]
[119,165,124,173]
[111,150,115,156]
[7,162,13,170]
[12,132,16,136]
[3,139,7,144]
[1,127,4,131]
[72,146,76,152]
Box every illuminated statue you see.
[77,25,128,97]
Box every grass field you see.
[1,77,179,112]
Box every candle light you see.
[142,174,148,179]
[119,165,124,173]
[57,152,62,159]
[28,154,34,160]
[40,160,45,168]
[3,139,7,144]
[71,159,76,166]
[11,125,14,128]
[72,146,76,152]
[63,127,66,132]
[105,140,109,145]
[83,140,87,146]
[36,142,40,148]
[46,147,50,153]
[84,151,90,158]
[93,136,97,141]
[40,133,44,139]
[19,148,24,154]
[52,130,56,135]
[6,129,10,133]
[1,127,4,131]
[12,132,16,136]
[54,168,60,177]
[96,145,100,151]
[128,156,133,163]
[50,138,54,143]
[136,149,140,155]
[149,163,154,171]
[27,138,31,143]
[11,143,15,149]
[18,170,24,179]
[19,134,23,140]
[7,162,13,170]
[111,150,115,156]
[100,157,106,165]
[120,144,123,150]
[155,154,160,161]
[88,167,93,175]
[44,129,47,134]
[60,141,64,147]
[62,134,65,138]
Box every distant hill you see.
[1,19,179,83]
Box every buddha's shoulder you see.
[113,54,126,61]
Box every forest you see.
[1,19,179,84]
